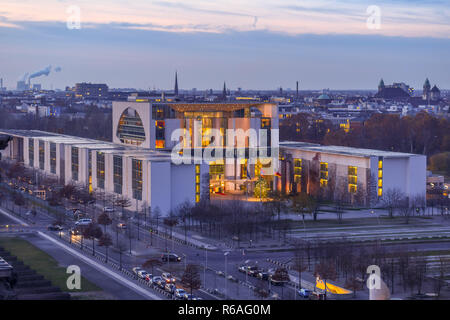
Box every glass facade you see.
[39,140,45,170]
[71,147,79,181]
[117,108,146,146]
[320,162,328,187]
[113,155,123,194]
[294,159,302,184]
[195,164,200,203]
[28,138,34,167]
[50,142,56,174]
[132,159,142,200]
[378,158,383,197]
[97,151,105,189]
[348,166,357,193]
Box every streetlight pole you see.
[203,246,208,288]
[224,251,230,299]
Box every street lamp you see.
[204,246,208,288]
[224,251,230,298]
[182,253,187,271]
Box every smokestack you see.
[296,81,299,101]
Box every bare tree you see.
[381,188,404,219]
[98,233,113,263]
[97,212,112,233]
[181,264,202,294]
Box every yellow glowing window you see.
[378,169,383,178]
[320,179,328,187]
[155,140,165,149]
[196,185,200,193]
[378,179,383,187]
[378,188,383,197]
[348,184,357,193]
[378,160,383,169]
[195,195,200,203]
[196,175,200,183]
[196,165,200,174]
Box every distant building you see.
[375,79,410,100]
[279,141,426,206]
[16,81,29,91]
[75,83,109,99]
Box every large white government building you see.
[0,99,427,214]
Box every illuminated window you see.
[96,152,105,189]
[377,157,383,197]
[240,159,248,179]
[155,140,165,149]
[348,166,357,193]
[255,159,262,177]
[320,179,328,187]
[195,164,201,202]
[294,159,302,184]
[320,162,328,186]
[117,108,146,146]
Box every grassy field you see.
[0,237,101,293]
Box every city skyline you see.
[0,0,449,90]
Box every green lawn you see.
[0,237,101,293]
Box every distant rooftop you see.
[0,129,174,161]
[280,141,421,158]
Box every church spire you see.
[222,82,227,100]
[174,71,179,96]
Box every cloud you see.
[0,0,448,38]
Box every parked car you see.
[257,272,270,280]
[164,283,176,294]
[117,223,127,229]
[152,276,163,287]
[161,272,176,283]
[47,224,63,231]
[298,288,312,299]
[227,275,238,282]
[70,228,82,236]
[216,270,225,276]
[238,265,248,273]
[183,293,202,300]
[75,218,92,226]
[247,266,260,277]
[137,270,149,280]
[161,253,181,262]
[132,267,143,275]
[103,207,114,213]
[174,288,186,299]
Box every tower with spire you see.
[378,78,385,93]
[423,78,431,100]
[174,71,179,97]
[222,82,227,101]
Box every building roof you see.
[280,141,421,158]
[374,87,410,99]
[0,129,175,162]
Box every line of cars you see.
[132,267,201,300]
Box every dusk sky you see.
[0,0,449,90]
